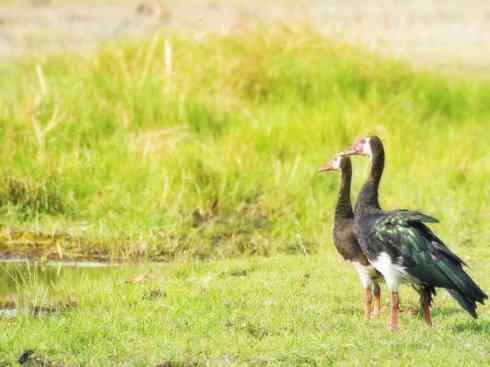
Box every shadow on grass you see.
[155,361,200,367]
[452,320,490,335]
[332,304,474,325]
[332,305,359,316]
[431,307,462,318]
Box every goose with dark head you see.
[319,154,383,319]
[341,136,487,330]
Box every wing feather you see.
[368,210,487,316]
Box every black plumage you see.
[319,154,383,319]
[342,136,487,329]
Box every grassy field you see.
[2,27,490,261]
[0,26,489,366]
[0,255,489,366]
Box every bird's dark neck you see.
[335,165,354,219]
[355,149,384,214]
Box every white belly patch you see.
[371,252,407,291]
[352,261,378,288]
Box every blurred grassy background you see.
[1,27,490,260]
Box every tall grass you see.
[1,27,490,259]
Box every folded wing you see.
[370,210,487,318]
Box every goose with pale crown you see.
[341,136,487,329]
[319,154,383,319]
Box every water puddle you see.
[0,257,115,267]
[0,308,17,317]
[0,257,117,318]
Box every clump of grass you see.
[1,27,490,259]
[0,176,69,217]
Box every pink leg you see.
[372,283,381,316]
[364,286,373,320]
[390,291,400,330]
[420,292,433,327]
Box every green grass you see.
[1,27,490,261]
[1,26,489,366]
[0,254,489,366]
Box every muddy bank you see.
[0,229,111,262]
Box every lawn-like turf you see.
[0,253,489,366]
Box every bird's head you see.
[340,136,383,159]
[318,154,351,173]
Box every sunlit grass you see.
[1,28,490,260]
[0,255,488,365]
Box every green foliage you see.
[1,28,490,258]
[0,176,70,217]
[0,255,488,365]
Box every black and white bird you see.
[341,136,487,329]
[319,154,383,319]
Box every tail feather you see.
[447,289,478,318]
[438,259,487,317]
